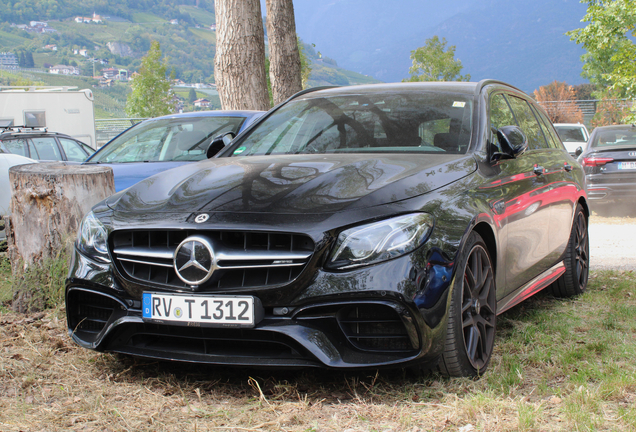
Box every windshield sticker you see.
[233,146,246,155]
[453,101,466,108]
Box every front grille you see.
[111,230,314,291]
[67,290,121,339]
[338,304,414,352]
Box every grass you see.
[0,254,11,308]
[131,12,166,23]
[3,240,71,313]
[50,21,135,45]
[189,27,216,43]
[0,266,634,430]
[0,30,31,48]
[180,5,216,27]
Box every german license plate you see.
[618,161,636,169]
[142,293,255,326]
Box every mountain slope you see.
[291,0,589,91]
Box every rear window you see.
[591,128,636,148]
[554,125,587,142]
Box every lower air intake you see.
[67,290,121,341]
[338,304,414,352]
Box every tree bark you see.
[266,0,302,105]
[7,163,115,273]
[214,0,270,111]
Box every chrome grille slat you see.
[118,257,174,268]
[111,230,314,290]
[114,246,174,259]
[216,262,306,269]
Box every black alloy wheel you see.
[552,204,589,297]
[438,231,496,377]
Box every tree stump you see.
[6,163,115,273]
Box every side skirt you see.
[496,262,565,315]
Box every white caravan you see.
[0,86,97,149]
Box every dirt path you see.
[589,215,636,271]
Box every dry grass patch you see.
[0,271,635,431]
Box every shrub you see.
[11,239,72,313]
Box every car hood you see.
[107,153,476,215]
[88,161,191,192]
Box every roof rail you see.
[0,125,48,133]
[476,79,525,95]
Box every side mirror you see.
[206,132,235,158]
[492,125,528,161]
[575,146,583,157]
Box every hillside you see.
[0,0,214,24]
[0,2,379,117]
[290,0,590,92]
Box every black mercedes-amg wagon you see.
[66,81,589,377]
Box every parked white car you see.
[0,151,37,240]
[554,123,590,155]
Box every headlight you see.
[328,213,434,269]
[76,211,110,263]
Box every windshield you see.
[90,116,246,163]
[591,127,636,148]
[229,91,473,157]
[555,125,587,142]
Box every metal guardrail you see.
[94,118,146,146]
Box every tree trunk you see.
[266,0,302,105]
[7,163,115,273]
[214,0,270,111]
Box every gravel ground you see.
[589,214,636,271]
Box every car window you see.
[591,128,636,147]
[489,93,518,152]
[490,93,517,130]
[554,125,587,142]
[2,138,28,157]
[28,140,39,158]
[506,96,548,150]
[59,138,90,162]
[90,116,246,163]
[78,141,95,155]
[533,107,563,150]
[30,137,63,160]
[231,91,473,156]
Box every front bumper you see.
[66,246,453,369]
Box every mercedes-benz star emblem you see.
[173,236,216,285]
[195,214,210,223]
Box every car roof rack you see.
[0,125,49,133]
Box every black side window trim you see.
[505,95,550,150]
[529,104,556,150]
[55,137,68,161]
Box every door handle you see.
[533,165,545,175]
[563,163,573,172]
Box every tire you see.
[551,204,589,297]
[438,231,496,378]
